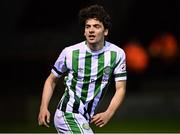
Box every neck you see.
[87,41,105,51]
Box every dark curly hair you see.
[79,4,112,30]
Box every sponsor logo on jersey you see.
[120,63,126,72]
[78,68,83,72]
[90,79,96,83]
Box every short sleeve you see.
[51,48,67,78]
[113,49,127,81]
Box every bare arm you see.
[38,72,59,127]
[91,80,126,127]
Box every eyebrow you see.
[85,23,102,27]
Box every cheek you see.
[97,32,104,38]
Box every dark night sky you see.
[2,0,180,50]
[1,0,180,94]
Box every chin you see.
[87,40,96,45]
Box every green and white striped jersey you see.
[51,41,127,121]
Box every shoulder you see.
[105,41,125,54]
[58,41,85,55]
[65,41,85,51]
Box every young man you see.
[38,4,127,133]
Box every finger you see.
[94,119,102,125]
[38,116,43,125]
[38,120,42,126]
[39,120,43,126]
[46,114,50,123]
[43,116,50,127]
[43,121,50,128]
[39,115,49,128]
[91,115,100,123]
[94,118,103,126]
[96,121,104,127]
[99,124,104,128]
[41,118,49,127]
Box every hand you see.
[38,108,50,127]
[90,111,112,128]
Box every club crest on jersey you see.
[104,66,111,75]
[102,66,111,82]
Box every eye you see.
[94,25,101,29]
[85,25,90,29]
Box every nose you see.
[89,27,95,33]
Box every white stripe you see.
[51,69,61,78]
[66,47,73,72]
[115,76,127,81]
[54,110,71,133]
[75,48,86,98]
[66,90,75,112]
[65,49,73,92]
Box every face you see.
[84,18,108,46]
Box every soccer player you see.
[38,4,127,134]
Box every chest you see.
[66,50,117,78]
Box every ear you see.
[104,29,109,36]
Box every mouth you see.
[88,35,95,40]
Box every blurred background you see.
[1,0,180,133]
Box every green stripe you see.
[71,50,80,113]
[71,50,79,91]
[115,72,127,78]
[64,112,81,134]
[111,51,117,68]
[73,114,84,134]
[62,112,71,132]
[94,53,104,96]
[80,52,92,103]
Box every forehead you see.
[85,18,103,25]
